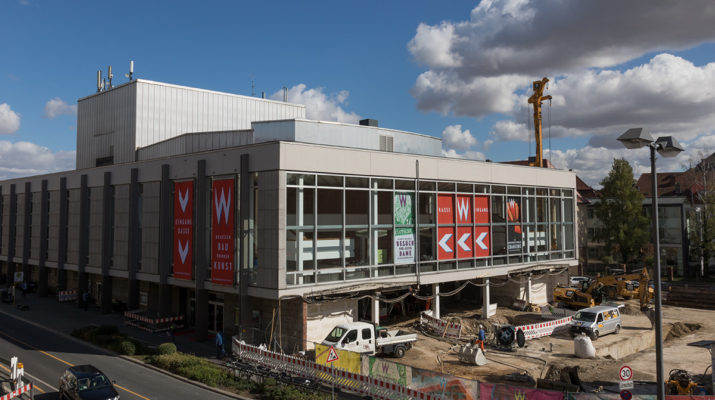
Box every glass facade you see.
[286,173,576,286]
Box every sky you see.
[1,0,715,187]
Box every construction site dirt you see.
[386,299,713,394]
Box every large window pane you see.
[286,230,314,271]
[492,225,507,255]
[536,197,547,223]
[346,190,369,225]
[419,227,435,261]
[287,187,315,227]
[564,224,574,250]
[317,189,342,226]
[317,230,342,269]
[492,196,505,223]
[375,191,392,225]
[563,198,574,223]
[374,229,393,264]
[287,173,315,186]
[550,198,561,223]
[318,175,343,187]
[550,223,562,250]
[419,193,435,224]
[345,229,369,266]
[536,225,548,252]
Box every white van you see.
[569,305,622,340]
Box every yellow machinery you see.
[554,269,653,309]
[528,77,552,168]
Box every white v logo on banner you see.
[214,188,231,224]
[179,188,189,212]
[178,240,189,264]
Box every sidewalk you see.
[0,293,218,359]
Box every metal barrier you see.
[123,309,183,333]
[57,290,77,303]
[420,312,462,339]
[515,316,573,340]
[232,337,446,400]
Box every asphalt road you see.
[0,312,238,400]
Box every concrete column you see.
[372,294,380,325]
[433,283,440,319]
[78,174,89,307]
[22,182,31,285]
[194,160,209,341]
[100,172,114,314]
[526,275,532,305]
[8,184,16,264]
[127,169,140,310]
[38,180,49,297]
[57,178,67,291]
[157,164,172,317]
[239,154,250,328]
[482,278,490,318]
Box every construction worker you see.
[474,325,486,353]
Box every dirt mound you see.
[666,322,702,340]
[620,303,643,315]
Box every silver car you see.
[569,305,622,340]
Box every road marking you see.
[0,360,51,393]
[0,329,151,399]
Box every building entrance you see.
[208,301,223,333]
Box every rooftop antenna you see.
[125,60,134,81]
[107,65,113,89]
[96,70,102,92]
[251,79,255,97]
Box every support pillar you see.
[100,172,114,314]
[38,180,49,297]
[127,169,140,310]
[239,154,251,330]
[22,182,31,286]
[77,174,89,307]
[433,283,440,320]
[526,275,532,305]
[194,160,209,342]
[482,278,490,318]
[372,294,380,325]
[57,178,67,291]
[157,165,172,317]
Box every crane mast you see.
[528,77,552,168]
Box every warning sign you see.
[326,346,339,363]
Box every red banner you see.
[437,194,454,224]
[173,181,193,280]
[474,195,489,224]
[457,226,473,259]
[456,195,471,224]
[211,179,235,285]
[474,226,490,257]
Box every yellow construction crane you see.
[528,77,552,168]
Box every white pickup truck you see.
[321,322,417,358]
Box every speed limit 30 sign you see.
[619,365,633,381]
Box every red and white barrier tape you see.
[515,316,573,340]
[0,383,32,400]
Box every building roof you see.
[636,152,714,202]
[576,176,599,204]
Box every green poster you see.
[394,192,415,264]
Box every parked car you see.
[569,305,622,340]
[59,365,119,400]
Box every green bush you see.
[157,342,177,355]
[96,324,120,336]
[118,340,136,356]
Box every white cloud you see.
[441,148,486,161]
[0,141,75,179]
[270,84,360,124]
[0,104,20,134]
[44,97,77,119]
[442,124,477,150]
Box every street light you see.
[617,127,684,400]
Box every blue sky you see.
[1,0,714,186]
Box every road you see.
[0,312,238,400]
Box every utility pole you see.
[528,77,552,168]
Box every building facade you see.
[0,79,578,350]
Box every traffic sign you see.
[326,346,339,363]
[619,365,633,381]
[620,390,632,400]
[619,380,634,390]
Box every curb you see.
[0,306,252,400]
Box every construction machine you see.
[553,269,653,309]
[528,77,552,168]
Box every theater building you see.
[0,79,577,350]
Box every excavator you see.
[553,269,653,309]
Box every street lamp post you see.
[617,128,684,400]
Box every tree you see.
[686,153,715,278]
[596,159,650,266]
